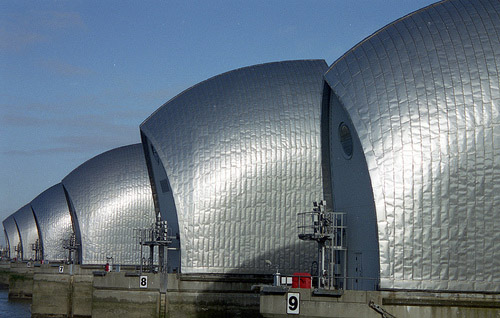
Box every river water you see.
[0,288,30,318]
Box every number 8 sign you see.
[287,293,300,314]
[139,275,148,289]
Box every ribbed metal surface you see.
[324,0,500,292]
[12,204,39,261]
[30,183,73,262]
[62,144,155,265]
[141,60,327,274]
[2,215,20,259]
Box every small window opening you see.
[339,122,353,158]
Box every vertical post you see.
[139,230,143,275]
[158,245,164,273]
[317,242,322,288]
[149,245,154,272]
[330,243,334,289]
[159,219,169,293]
[343,244,347,290]
[321,244,325,287]
[159,245,167,293]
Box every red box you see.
[292,272,311,288]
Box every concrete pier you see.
[8,262,34,299]
[92,272,161,318]
[0,261,10,287]
[31,264,94,318]
[259,288,500,318]
[4,259,499,318]
[2,261,266,317]
[166,274,263,318]
[32,268,71,317]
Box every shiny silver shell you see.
[141,60,328,274]
[324,0,500,292]
[61,144,155,265]
[2,215,20,259]
[12,204,40,261]
[30,183,73,262]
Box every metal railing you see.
[134,215,176,274]
[297,203,348,291]
[275,273,379,291]
[297,211,347,250]
[274,273,313,289]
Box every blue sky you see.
[0,0,437,245]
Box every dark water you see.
[0,288,30,318]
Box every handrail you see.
[276,273,379,290]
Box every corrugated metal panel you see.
[61,144,155,265]
[31,183,73,262]
[141,60,327,274]
[2,215,20,259]
[324,0,500,292]
[12,204,39,261]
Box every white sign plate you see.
[139,275,148,289]
[287,292,300,314]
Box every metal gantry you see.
[135,212,175,274]
[15,242,22,260]
[0,246,8,259]
[62,233,80,264]
[31,239,41,261]
[298,201,347,290]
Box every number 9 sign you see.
[287,293,300,314]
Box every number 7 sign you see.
[287,293,300,314]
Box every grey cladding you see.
[62,144,155,265]
[12,204,40,261]
[3,215,20,259]
[141,60,327,274]
[324,0,500,292]
[30,183,73,262]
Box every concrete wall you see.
[89,272,265,318]
[260,289,500,318]
[32,272,71,317]
[6,261,266,318]
[8,262,34,299]
[166,274,263,318]
[11,261,498,318]
[31,264,94,318]
[73,273,93,317]
[0,261,10,287]
[92,272,161,318]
